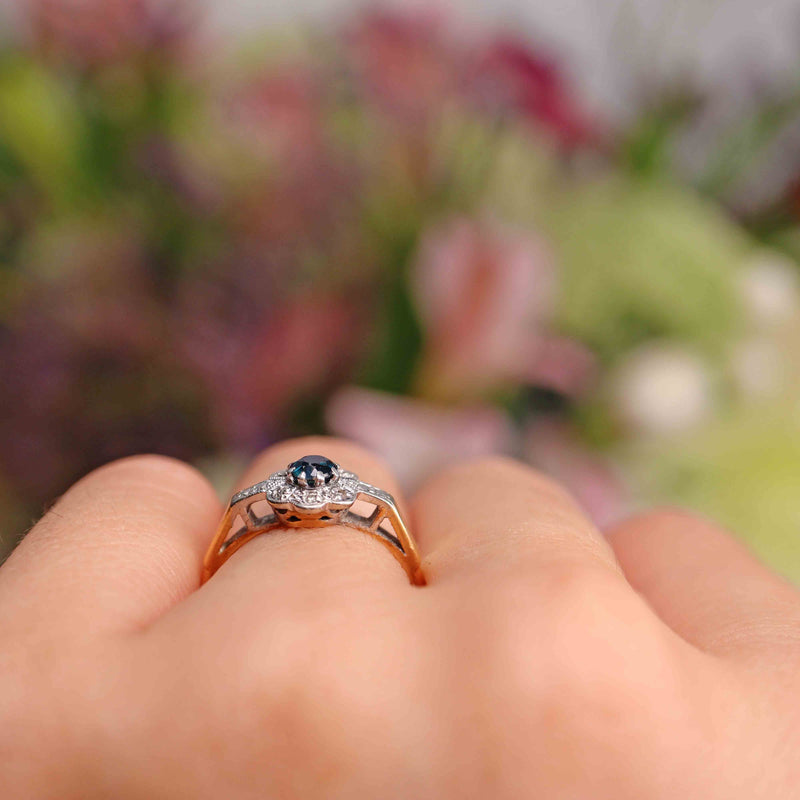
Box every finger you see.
[607,510,800,659]
[412,456,622,583]
[0,455,221,638]
[196,436,413,604]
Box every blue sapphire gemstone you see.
[288,455,339,488]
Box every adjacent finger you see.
[0,455,221,638]
[412,456,621,583]
[607,510,800,659]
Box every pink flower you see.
[525,419,629,528]
[411,217,595,400]
[326,387,513,491]
[471,37,598,149]
[346,9,461,121]
[224,68,326,170]
[528,335,598,397]
[30,0,194,66]
[218,67,358,252]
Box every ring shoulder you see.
[356,481,396,509]
[230,480,269,508]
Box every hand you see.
[1,437,799,799]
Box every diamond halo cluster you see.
[266,455,359,522]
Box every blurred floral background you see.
[1,0,800,577]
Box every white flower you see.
[738,251,800,329]
[611,344,715,436]
[731,336,787,400]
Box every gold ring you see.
[202,455,425,585]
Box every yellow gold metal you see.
[201,469,425,586]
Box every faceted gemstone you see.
[288,455,339,488]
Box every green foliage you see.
[542,178,748,360]
[0,56,86,209]
[628,405,800,580]
[1,7,800,580]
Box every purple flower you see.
[176,290,360,451]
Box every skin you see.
[0,436,799,799]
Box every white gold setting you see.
[266,469,359,515]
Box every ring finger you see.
[181,437,416,621]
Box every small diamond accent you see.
[265,462,359,513]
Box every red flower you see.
[472,37,598,148]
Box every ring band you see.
[202,455,425,585]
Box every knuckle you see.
[235,614,434,787]
[461,565,680,756]
[219,635,337,779]
[0,643,112,795]
[247,658,318,740]
[539,561,626,615]
[236,625,319,727]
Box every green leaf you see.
[0,56,85,208]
